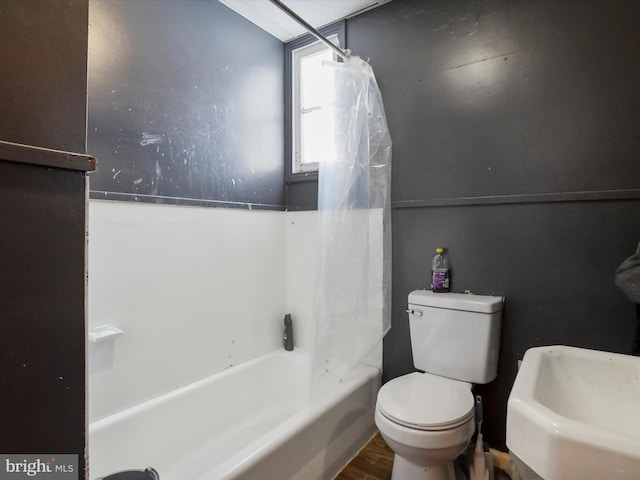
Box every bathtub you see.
[89,349,380,480]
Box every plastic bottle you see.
[431,248,450,293]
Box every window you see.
[292,38,336,174]
[285,23,345,180]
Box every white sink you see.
[507,345,640,480]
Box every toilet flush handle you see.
[406,308,423,316]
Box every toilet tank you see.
[408,290,503,384]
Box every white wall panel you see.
[285,211,319,351]
[88,201,286,420]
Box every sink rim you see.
[506,345,640,480]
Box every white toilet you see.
[375,290,503,480]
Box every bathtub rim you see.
[89,347,381,480]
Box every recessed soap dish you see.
[89,325,124,343]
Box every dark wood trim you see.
[392,189,640,209]
[0,140,97,172]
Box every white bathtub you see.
[89,349,380,480]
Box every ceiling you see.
[218,0,392,42]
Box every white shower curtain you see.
[312,56,392,382]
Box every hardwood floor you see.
[334,432,394,480]
[334,431,513,480]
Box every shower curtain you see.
[312,56,392,382]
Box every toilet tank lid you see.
[409,290,504,313]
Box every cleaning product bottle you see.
[431,248,450,292]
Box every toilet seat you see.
[377,372,475,431]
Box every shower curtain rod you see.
[267,0,351,60]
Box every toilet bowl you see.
[375,372,476,480]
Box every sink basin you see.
[507,345,640,480]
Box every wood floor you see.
[334,431,513,480]
[334,432,394,480]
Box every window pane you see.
[301,107,333,166]
[300,49,333,109]
[290,33,339,174]
[299,48,334,167]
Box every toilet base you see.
[391,455,465,480]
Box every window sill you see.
[286,170,318,184]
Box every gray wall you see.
[0,159,88,473]
[5,0,637,459]
[0,0,89,153]
[345,0,640,449]
[0,0,89,471]
[88,0,285,208]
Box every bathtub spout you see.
[283,314,294,351]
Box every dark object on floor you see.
[96,467,159,480]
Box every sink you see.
[506,345,640,480]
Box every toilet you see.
[375,290,503,480]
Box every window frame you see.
[285,21,345,183]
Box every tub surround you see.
[88,201,287,420]
[88,203,382,412]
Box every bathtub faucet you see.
[283,314,294,351]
